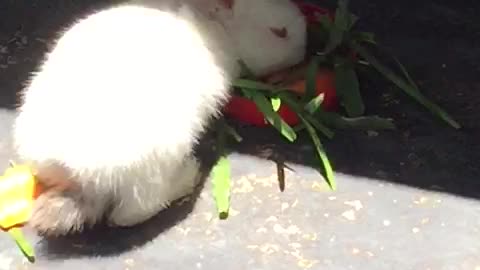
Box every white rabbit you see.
[137,0,307,77]
[131,0,242,78]
[13,2,239,236]
[204,0,307,77]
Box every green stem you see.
[8,227,35,263]
[351,42,460,129]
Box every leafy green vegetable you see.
[319,0,358,55]
[316,112,396,130]
[351,31,376,44]
[211,156,231,219]
[320,17,343,55]
[335,0,357,32]
[334,56,365,117]
[211,121,231,219]
[224,123,243,143]
[8,227,35,263]
[233,79,281,93]
[279,92,335,139]
[351,42,461,129]
[271,97,282,112]
[304,93,325,114]
[318,14,333,32]
[297,114,336,190]
[391,55,420,90]
[304,56,319,101]
[304,114,336,139]
[243,89,298,142]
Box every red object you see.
[292,0,333,23]
[288,68,339,112]
[225,68,338,126]
[224,1,340,127]
[224,96,299,126]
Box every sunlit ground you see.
[0,109,478,269]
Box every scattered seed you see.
[341,210,356,221]
[344,200,363,211]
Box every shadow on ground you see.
[37,199,197,259]
[33,140,220,259]
[0,0,479,258]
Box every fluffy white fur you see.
[12,0,307,235]
[0,109,16,172]
[210,0,307,77]
[13,3,239,235]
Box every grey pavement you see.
[0,109,477,270]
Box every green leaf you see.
[316,112,396,130]
[351,31,376,44]
[335,0,357,32]
[304,93,325,114]
[297,115,336,190]
[346,14,359,31]
[351,42,461,129]
[334,56,365,117]
[318,10,343,54]
[211,156,231,219]
[391,55,420,90]
[224,123,243,142]
[334,0,348,29]
[318,14,333,32]
[293,123,306,132]
[318,0,358,55]
[279,92,335,139]
[321,24,343,55]
[245,89,298,142]
[211,120,231,218]
[304,56,319,101]
[8,227,35,263]
[307,23,330,53]
[304,114,336,139]
[233,79,281,93]
[366,43,417,88]
[271,97,281,112]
